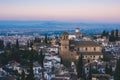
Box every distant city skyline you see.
[0,0,120,23]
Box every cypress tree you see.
[102,30,106,37]
[0,40,4,50]
[115,29,119,40]
[27,50,35,80]
[101,30,109,38]
[5,42,11,50]
[29,61,34,80]
[16,39,19,50]
[114,59,120,80]
[39,49,44,68]
[87,64,92,80]
[76,54,83,79]
[109,30,115,42]
[45,34,48,44]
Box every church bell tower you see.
[61,32,69,54]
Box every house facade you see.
[60,28,103,62]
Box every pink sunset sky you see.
[0,0,120,23]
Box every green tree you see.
[27,50,35,80]
[5,42,11,50]
[114,59,120,80]
[0,40,4,50]
[16,39,19,50]
[115,29,119,40]
[0,52,8,65]
[2,78,7,80]
[87,64,92,80]
[76,54,83,79]
[34,37,41,43]
[10,48,21,62]
[38,49,44,68]
[44,34,48,44]
[109,30,116,42]
[21,70,25,80]
[27,61,34,80]
[102,30,109,37]
[105,63,112,75]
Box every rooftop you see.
[70,40,100,47]
[78,52,103,55]
[61,32,69,36]
[70,32,82,35]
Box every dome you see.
[62,32,69,36]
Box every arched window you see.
[66,36,68,39]
[94,48,96,51]
[64,36,65,40]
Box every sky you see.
[0,0,120,23]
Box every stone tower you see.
[61,32,69,54]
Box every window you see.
[94,48,96,51]
[66,36,68,39]
[88,60,90,63]
[86,48,87,51]
[63,36,65,40]
[82,56,84,58]
[65,36,66,39]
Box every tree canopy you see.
[114,59,120,80]
[76,54,83,79]
[0,40,4,50]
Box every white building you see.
[69,28,83,40]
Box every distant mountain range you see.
[0,20,120,36]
